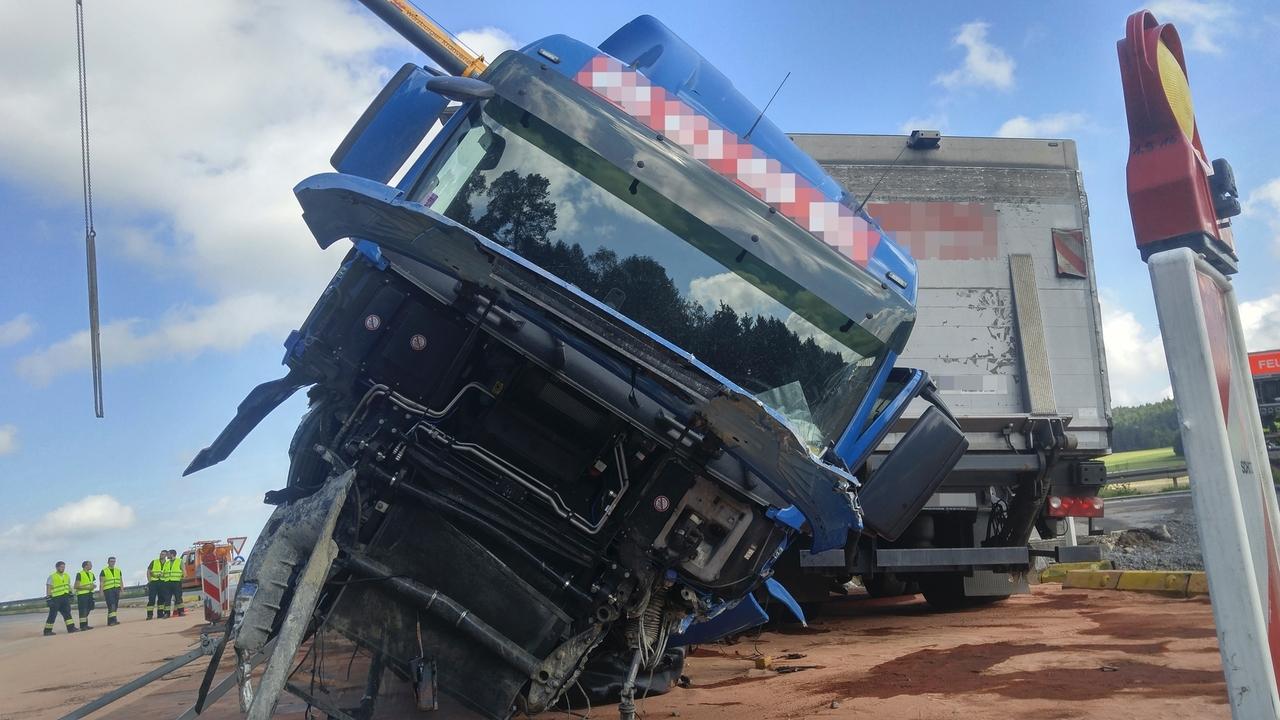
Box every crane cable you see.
[75,0,104,418]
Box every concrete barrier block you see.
[1039,560,1115,583]
[1186,572,1209,595]
[1116,571,1191,595]
[1063,569,1121,589]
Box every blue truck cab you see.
[188,13,965,717]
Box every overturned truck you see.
[186,4,964,717]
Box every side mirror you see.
[425,75,496,102]
[858,405,967,541]
[331,64,450,183]
[1210,158,1241,219]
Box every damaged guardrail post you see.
[1118,12,1280,718]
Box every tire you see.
[919,574,967,610]
[919,573,1010,610]
[862,573,914,599]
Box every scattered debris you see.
[1092,517,1205,571]
[775,665,820,674]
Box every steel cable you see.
[75,0,104,417]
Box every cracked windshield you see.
[410,99,883,452]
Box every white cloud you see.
[0,2,397,299]
[1148,0,1235,54]
[686,273,859,361]
[935,21,1015,91]
[1241,293,1280,351]
[16,292,309,385]
[0,314,35,347]
[0,424,17,456]
[41,495,136,535]
[0,3,516,385]
[996,112,1089,139]
[207,494,263,518]
[688,272,787,318]
[1100,296,1173,406]
[1244,177,1280,256]
[0,495,137,553]
[456,27,521,63]
[1099,291,1280,405]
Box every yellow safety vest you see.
[149,558,165,581]
[163,558,183,582]
[75,570,95,595]
[100,566,122,590]
[48,571,71,597]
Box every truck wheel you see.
[919,575,967,609]
[862,573,915,598]
[920,574,1010,610]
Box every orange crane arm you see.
[359,0,488,77]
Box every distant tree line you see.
[1112,398,1182,453]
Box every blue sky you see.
[1,0,1277,600]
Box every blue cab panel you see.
[331,63,449,183]
[521,16,918,307]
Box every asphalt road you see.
[1074,490,1193,535]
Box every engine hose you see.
[342,553,541,677]
[382,471,594,607]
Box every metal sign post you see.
[1149,250,1280,716]
[1119,11,1280,717]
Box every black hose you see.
[341,553,541,677]
[385,474,594,607]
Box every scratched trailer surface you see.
[796,134,1109,449]
[789,134,1111,604]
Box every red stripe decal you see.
[1052,229,1087,278]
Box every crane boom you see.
[358,0,488,76]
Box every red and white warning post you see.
[1119,10,1280,718]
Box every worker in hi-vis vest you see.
[147,550,167,619]
[43,561,77,636]
[165,549,186,618]
[157,550,176,619]
[73,560,96,630]
[99,556,123,626]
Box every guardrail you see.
[1106,464,1188,483]
[0,583,149,614]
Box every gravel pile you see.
[1084,515,1204,571]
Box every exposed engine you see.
[210,251,798,718]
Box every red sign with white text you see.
[1251,350,1280,377]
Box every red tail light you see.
[1046,495,1104,518]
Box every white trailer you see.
[787,133,1111,607]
